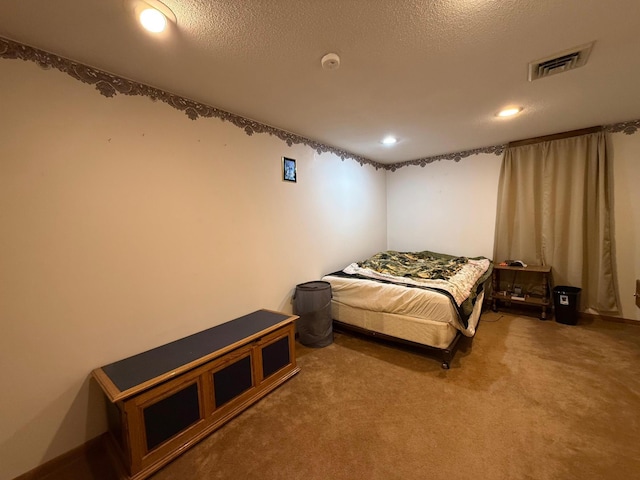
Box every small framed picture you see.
[282,157,297,183]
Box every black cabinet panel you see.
[262,336,290,379]
[143,383,200,451]
[213,355,253,407]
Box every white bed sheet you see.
[321,274,484,341]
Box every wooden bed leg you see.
[440,331,462,369]
[441,350,452,369]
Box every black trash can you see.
[553,286,581,325]
[293,281,333,347]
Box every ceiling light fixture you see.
[140,8,167,32]
[381,136,398,145]
[132,0,177,33]
[496,107,523,118]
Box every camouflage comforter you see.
[337,250,493,326]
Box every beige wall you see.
[2,51,640,480]
[0,60,387,479]
[610,132,640,320]
[387,137,640,320]
[386,153,503,258]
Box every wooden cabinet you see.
[491,264,552,319]
[92,310,299,480]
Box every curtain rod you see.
[508,126,603,148]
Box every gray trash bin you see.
[553,286,581,325]
[294,281,333,347]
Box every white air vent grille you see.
[528,42,594,81]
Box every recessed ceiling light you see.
[132,1,176,33]
[139,8,167,32]
[381,136,398,145]
[496,107,523,118]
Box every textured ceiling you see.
[1,0,640,164]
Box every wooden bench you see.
[92,309,299,479]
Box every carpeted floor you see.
[51,311,640,480]
[152,311,640,480]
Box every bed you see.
[321,250,493,368]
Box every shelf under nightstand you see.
[491,264,552,319]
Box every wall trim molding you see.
[12,434,108,480]
[2,36,639,172]
[579,312,640,325]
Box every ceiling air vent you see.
[528,42,594,81]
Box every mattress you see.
[322,273,485,349]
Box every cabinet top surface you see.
[94,309,295,401]
[493,264,551,273]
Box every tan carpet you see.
[42,312,640,480]
[151,312,640,480]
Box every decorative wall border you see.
[1,36,639,172]
[604,120,640,135]
[387,145,506,172]
[0,36,384,170]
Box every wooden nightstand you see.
[491,264,552,319]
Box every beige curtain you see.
[494,131,618,313]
